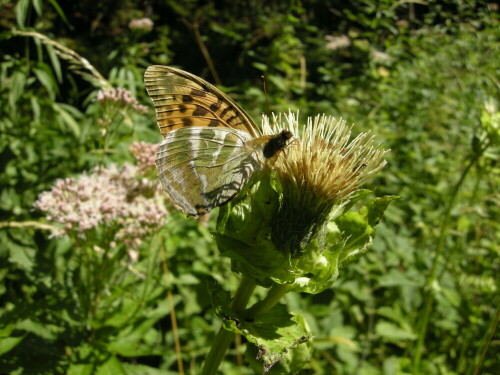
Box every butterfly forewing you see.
[144,65,289,216]
[156,127,260,216]
[144,65,260,138]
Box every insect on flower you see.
[144,65,292,217]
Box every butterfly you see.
[144,65,292,217]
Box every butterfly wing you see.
[144,65,261,138]
[155,127,261,216]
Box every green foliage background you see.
[0,0,498,374]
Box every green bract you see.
[215,172,395,294]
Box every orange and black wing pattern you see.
[144,65,260,138]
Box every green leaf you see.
[15,0,30,27]
[333,210,374,264]
[95,355,127,375]
[30,96,41,122]
[226,303,310,372]
[46,44,63,82]
[441,287,461,308]
[52,102,81,137]
[67,363,95,375]
[378,269,420,287]
[207,281,234,321]
[246,315,313,374]
[339,189,373,214]
[32,0,43,15]
[16,319,63,340]
[8,241,35,272]
[377,306,413,331]
[67,344,95,375]
[0,335,26,355]
[33,65,58,99]
[47,0,71,27]
[252,62,268,71]
[107,315,163,357]
[367,195,400,226]
[8,69,27,112]
[217,172,279,247]
[331,194,397,266]
[375,321,416,343]
[213,233,289,288]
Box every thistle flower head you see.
[216,112,391,292]
[262,112,388,255]
[263,113,387,202]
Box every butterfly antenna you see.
[260,75,271,116]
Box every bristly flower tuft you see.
[262,112,388,255]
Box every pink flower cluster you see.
[96,88,148,113]
[128,17,154,32]
[129,142,158,172]
[35,163,167,250]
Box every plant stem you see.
[412,143,488,373]
[201,275,256,375]
[472,304,500,375]
[201,321,235,375]
[231,275,258,313]
[244,283,294,319]
[160,241,184,375]
[180,19,222,85]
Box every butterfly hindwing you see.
[155,127,261,216]
[144,65,260,138]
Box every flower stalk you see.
[210,112,390,371]
[243,283,294,319]
[201,275,256,375]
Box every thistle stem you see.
[201,275,256,375]
[244,284,294,319]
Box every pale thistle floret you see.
[262,112,387,200]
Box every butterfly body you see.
[145,65,291,216]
